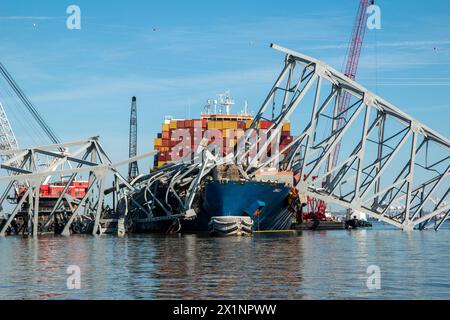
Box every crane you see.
[0,62,65,187]
[0,102,20,172]
[330,0,374,170]
[128,96,139,180]
[0,61,63,172]
[0,102,19,157]
[0,62,60,145]
[0,61,65,224]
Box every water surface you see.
[0,222,449,299]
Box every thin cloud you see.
[29,66,278,104]
[0,16,59,20]
[375,83,450,86]
[403,105,450,113]
[303,39,450,50]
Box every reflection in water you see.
[150,233,306,299]
[0,223,449,300]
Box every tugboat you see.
[345,209,373,229]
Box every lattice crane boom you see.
[330,0,374,170]
[128,96,139,180]
[0,62,60,145]
[0,102,20,166]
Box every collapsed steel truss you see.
[0,137,154,237]
[1,44,447,235]
[242,44,449,231]
[123,148,234,228]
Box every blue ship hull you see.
[198,180,293,231]
[128,180,294,233]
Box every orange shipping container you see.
[281,130,291,137]
[223,129,232,138]
[207,121,216,130]
[282,123,291,131]
[154,138,162,146]
[223,120,238,130]
[222,120,231,129]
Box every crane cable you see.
[0,79,47,146]
[0,62,60,145]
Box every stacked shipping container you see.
[153,116,293,168]
[17,181,89,199]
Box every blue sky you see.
[0,0,449,165]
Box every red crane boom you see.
[330,0,374,170]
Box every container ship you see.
[153,95,293,169]
[136,93,301,235]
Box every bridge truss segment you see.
[243,44,449,231]
[0,137,155,237]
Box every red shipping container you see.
[281,136,293,145]
[189,127,202,138]
[260,120,272,129]
[170,139,179,147]
[162,152,174,162]
[162,131,170,140]
[193,120,204,128]
[169,149,179,159]
[279,143,291,153]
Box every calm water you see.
[0,222,449,300]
